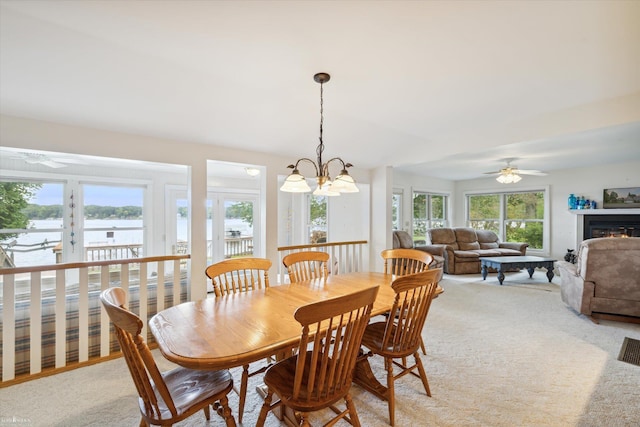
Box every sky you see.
[31,183,143,207]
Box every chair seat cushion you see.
[495,248,523,256]
[474,249,502,257]
[453,250,480,259]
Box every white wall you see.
[396,161,640,261]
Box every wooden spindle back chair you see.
[100,287,236,427]
[205,257,271,297]
[256,286,379,427]
[358,269,441,426]
[282,250,330,283]
[204,257,272,423]
[381,248,433,276]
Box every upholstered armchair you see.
[392,230,445,271]
[556,237,640,321]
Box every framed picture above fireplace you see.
[603,187,640,209]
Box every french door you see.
[208,192,260,263]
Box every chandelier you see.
[495,168,522,184]
[280,72,359,196]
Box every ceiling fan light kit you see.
[496,169,522,184]
[484,159,547,184]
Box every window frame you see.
[392,189,403,231]
[411,190,450,243]
[464,186,550,253]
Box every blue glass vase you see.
[568,194,577,210]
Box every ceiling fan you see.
[483,159,547,184]
[7,151,87,169]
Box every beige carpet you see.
[2,272,639,426]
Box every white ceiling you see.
[1,0,639,181]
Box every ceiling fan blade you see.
[518,169,547,176]
[39,160,68,168]
[483,171,502,175]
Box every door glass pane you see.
[175,198,188,255]
[224,199,255,258]
[308,195,327,244]
[0,181,63,267]
[83,184,144,261]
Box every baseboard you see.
[590,312,640,325]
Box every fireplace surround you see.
[571,208,640,248]
[584,214,640,239]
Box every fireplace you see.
[583,214,640,239]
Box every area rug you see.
[2,275,639,426]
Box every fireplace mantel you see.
[569,208,639,215]
[569,208,640,248]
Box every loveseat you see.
[425,227,529,274]
[392,230,445,271]
[556,237,640,321]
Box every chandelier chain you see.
[317,81,325,168]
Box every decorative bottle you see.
[568,194,577,210]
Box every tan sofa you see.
[425,227,529,274]
[392,230,445,271]
[557,237,640,321]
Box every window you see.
[392,190,402,230]
[0,181,64,267]
[308,194,328,244]
[82,184,145,261]
[412,192,449,243]
[467,191,545,250]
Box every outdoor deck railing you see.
[277,240,368,283]
[0,254,190,385]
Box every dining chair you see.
[359,269,441,427]
[256,286,379,427]
[282,250,330,283]
[205,257,272,423]
[100,287,236,427]
[205,257,271,297]
[381,248,433,276]
[381,248,435,356]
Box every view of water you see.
[2,218,253,267]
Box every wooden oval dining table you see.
[148,272,398,371]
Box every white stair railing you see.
[0,254,189,384]
[277,240,368,284]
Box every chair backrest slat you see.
[292,286,378,403]
[205,257,272,297]
[381,248,433,276]
[282,251,330,283]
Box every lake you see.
[1,218,253,267]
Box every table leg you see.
[481,264,488,280]
[546,267,554,282]
[353,353,388,401]
[527,267,535,278]
[497,268,505,285]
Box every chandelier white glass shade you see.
[496,168,522,184]
[280,73,359,196]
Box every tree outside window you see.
[467,191,544,249]
[413,192,448,243]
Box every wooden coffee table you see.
[479,256,557,285]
